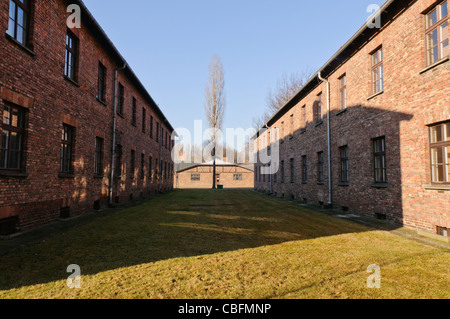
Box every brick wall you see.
[255,0,450,234]
[0,0,174,231]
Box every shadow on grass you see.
[0,189,394,292]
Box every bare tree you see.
[253,67,314,130]
[204,54,226,189]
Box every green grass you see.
[0,189,448,299]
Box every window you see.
[302,155,307,184]
[65,30,78,81]
[0,105,25,171]
[149,156,153,180]
[315,93,322,124]
[142,108,146,133]
[301,105,307,132]
[317,152,324,183]
[430,122,450,183]
[97,62,106,102]
[115,144,122,177]
[437,226,449,237]
[140,153,145,179]
[6,0,30,45]
[132,98,137,126]
[166,131,168,149]
[371,47,384,95]
[156,122,159,142]
[425,1,449,65]
[60,124,75,174]
[130,150,135,179]
[164,161,167,180]
[281,160,285,183]
[290,114,294,137]
[340,146,349,183]
[191,174,200,181]
[155,158,159,181]
[290,158,295,183]
[118,83,124,116]
[373,137,387,183]
[150,116,153,138]
[94,137,104,176]
[339,74,347,110]
[281,122,285,143]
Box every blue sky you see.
[83,0,385,148]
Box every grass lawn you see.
[0,189,448,299]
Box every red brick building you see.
[0,0,174,234]
[174,160,254,189]
[255,0,449,237]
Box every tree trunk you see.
[212,146,216,189]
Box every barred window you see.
[191,174,200,181]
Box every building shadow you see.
[254,105,414,228]
[0,186,387,292]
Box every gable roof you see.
[175,161,254,173]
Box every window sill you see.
[371,183,388,188]
[117,113,124,119]
[317,181,324,185]
[59,173,75,179]
[0,171,28,178]
[64,75,80,87]
[315,121,323,127]
[336,108,348,116]
[300,129,307,134]
[419,56,449,74]
[367,90,384,101]
[338,182,349,187]
[423,184,450,191]
[93,174,104,179]
[5,33,35,57]
[96,98,107,106]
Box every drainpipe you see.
[318,71,332,208]
[265,124,273,195]
[109,62,127,206]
